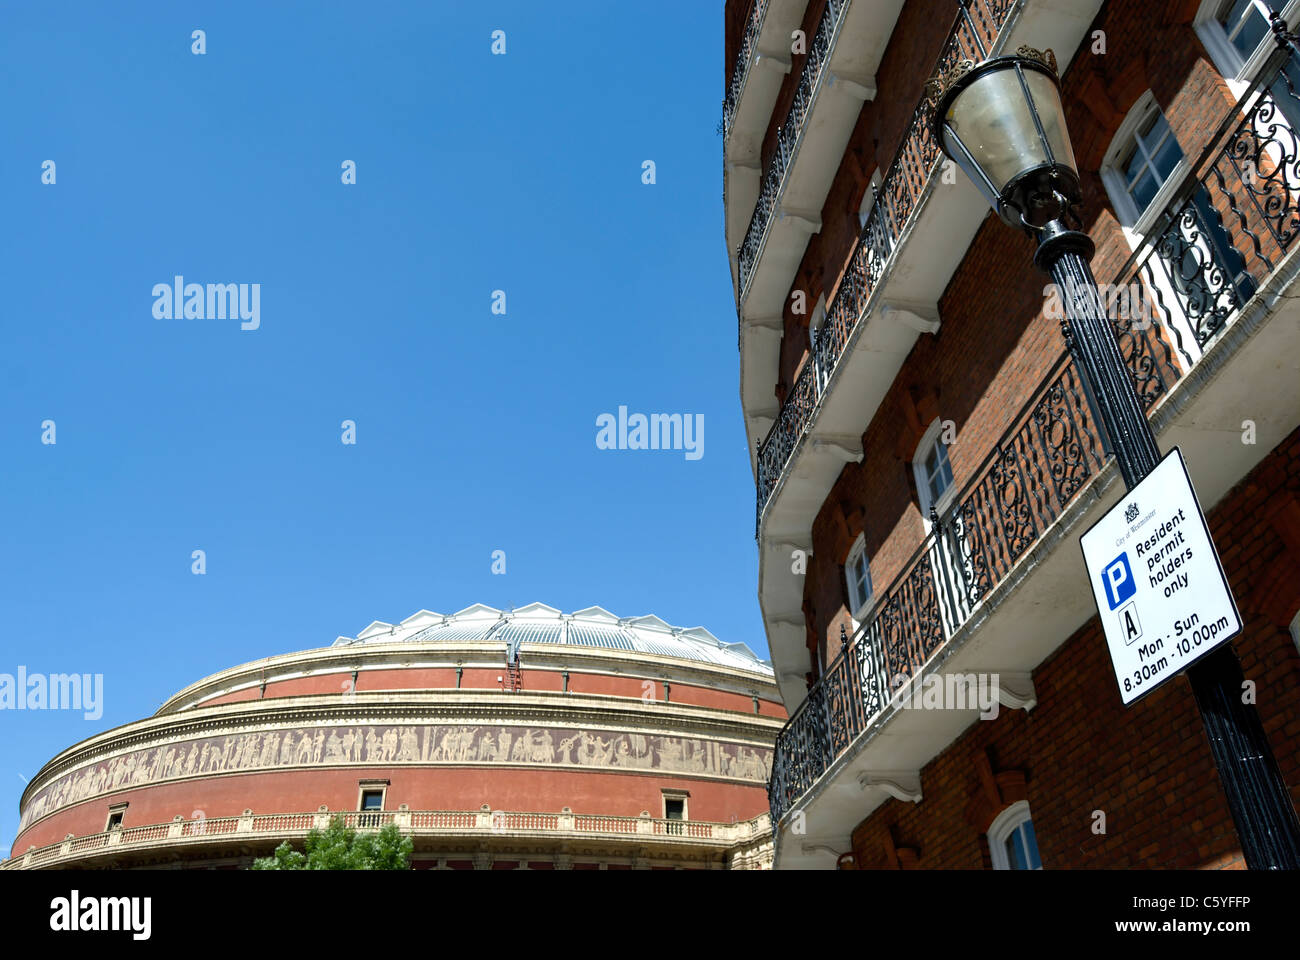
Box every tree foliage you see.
[251,815,413,870]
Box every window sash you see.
[846,542,873,613]
[925,440,954,506]
[1005,819,1042,869]
[1219,0,1285,55]
[1123,111,1182,209]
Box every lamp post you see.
[928,45,1300,868]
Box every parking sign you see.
[1080,448,1242,706]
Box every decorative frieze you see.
[19,721,773,831]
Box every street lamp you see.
[928,45,1300,869]
[931,48,1078,230]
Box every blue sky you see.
[0,1,764,847]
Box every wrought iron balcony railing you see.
[736,0,852,301]
[723,0,772,140]
[766,33,1300,827]
[754,0,1015,532]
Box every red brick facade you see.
[730,0,1300,869]
[772,1,1261,676]
[848,426,1300,869]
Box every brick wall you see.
[796,0,1251,672]
[846,425,1300,868]
[776,0,954,404]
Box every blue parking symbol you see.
[1102,552,1136,610]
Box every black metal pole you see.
[1035,221,1300,869]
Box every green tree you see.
[251,815,413,870]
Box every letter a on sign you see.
[1119,601,1142,646]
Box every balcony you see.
[5,808,773,870]
[754,0,1107,712]
[736,0,910,454]
[766,40,1300,866]
[724,0,810,287]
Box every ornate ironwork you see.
[924,58,975,108]
[768,31,1300,828]
[1116,29,1300,371]
[768,355,1114,825]
[756,0,1016,531]
[722,0,772,138]
[738,0,849,301]
[1015,45,1057,75]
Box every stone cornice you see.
[158,641,780,715]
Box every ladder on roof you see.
[504,628,523,692]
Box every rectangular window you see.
[358,786,386,827]
[105,802,127,832]
[662,791,688,835]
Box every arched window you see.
[912,418,956,521]
[845,533,874,620]
[1099,93,1189,235]
[988,800,1043,870]
[1101,92,1257,356]
[914,418,974,634]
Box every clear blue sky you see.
[0,1,765,847]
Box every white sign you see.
[1080,447,1241,706]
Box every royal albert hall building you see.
[7,603,783,870]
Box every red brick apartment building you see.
[724,0,1300,868]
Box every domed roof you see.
[332,602,772,675]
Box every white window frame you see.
[1195,0,1300,229]
[1196,0,1300,98]
[1100,92,1191,240]
[357,781,388,827]
[845,532,875,621]
[858,168,884,230]
[988,800,1043,870]
[105,802,128,832]
[912,418,956,524]
[808,293,827,351]
[661,789,690,821]
[915,418,975,636]
[662,789,689,836]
